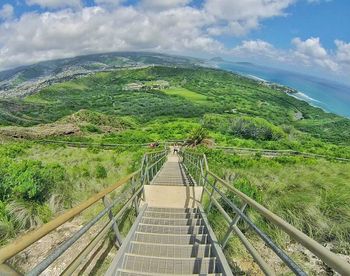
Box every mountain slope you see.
[0,52,203,97]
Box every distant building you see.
[123,83,144,91]
[123,80,169,91]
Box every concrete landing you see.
[144,185,203,208]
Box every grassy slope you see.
[201,149,350,252]
[0,66,349,144]
[161,87,208,102]
[0,65,349,272]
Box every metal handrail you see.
[214,146,350,162]
[0,149,168,275]
[181,150,350,275]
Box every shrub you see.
[0,143,27,158]
[0,160,65,203]
[82,124,102,133]
[6,200,53,230]
[0,216,14,244]
[203,114,285,141]
[186,127,208,146]
[95,165,107,179]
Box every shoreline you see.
[223,68,349,119]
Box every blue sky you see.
[0,0,349,83]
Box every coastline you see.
[241,72,323,106]
[216,63,350,119]
[246,72,333,114]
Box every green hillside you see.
[0,66,349,269]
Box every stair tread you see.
[133,232,209,244]
[117,268,222,275]
[122,255,220,274]
[144,211,200,218]
[141,217,204,226]
[142,215,202,220]
[137,224,207,234]
[146,207,198,213]
[130,241,211,247]
[129,242,212,258]
[125,253,216,260]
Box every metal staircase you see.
[106,206,231,275]
[107,153,231,275]
[151,155,193,186]
[1,148,350,276]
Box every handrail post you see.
[222,203,248,249]
[102,196,123,247]
[200,170,208,203]
[207,179,218,212]
[131,176,139,216]
[199,159,205,186]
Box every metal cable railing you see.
[0,149,168,275]
[180,150,350,276]
[214,146,350,162]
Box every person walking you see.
[173,144,179,155]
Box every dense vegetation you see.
[0,142,145,245]
[1,66,349,144]
[196,147,350,254]
[0,65,349,271]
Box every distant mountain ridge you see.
[0,52,203,97]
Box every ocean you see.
[218,62,350,118]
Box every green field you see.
[162,87,207,102]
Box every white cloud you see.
[232,40,275,55]
[292,37,338,71]
[335,40,350,64]
[0,0,299,70]
[204,0,294,35]
[25,0,82,9]
[94,0,125,8]
[140,0,191,10]
[0,4,14,20]
[229,39,287,63]
[0,0,348,83]
[0,6,222,69]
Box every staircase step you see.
[116,269,222,276]
[133,232,209,244]
[141,217,204,226]
[129,242,213,258]
[137,224,207,234]
[150,183,190,186]
[146,207,199,213]
[122,254,220,274]
[144,211,201,219]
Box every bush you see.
[0,216,14,244]
[82,124,102,133]
[203,114,285,141]
[0,160,65,203]
[0,143,28,158]
[95,165,107,179]
[229,117,284,141]
[186,127,208,146]
[6,200,53,230]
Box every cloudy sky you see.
[0,0,349,82]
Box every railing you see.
[214,146,350,162]
[180,150,350,276]
[0,149,168,276]
[36,140,350,162]
[37,140,185,150]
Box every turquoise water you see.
[219,62,350,118]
